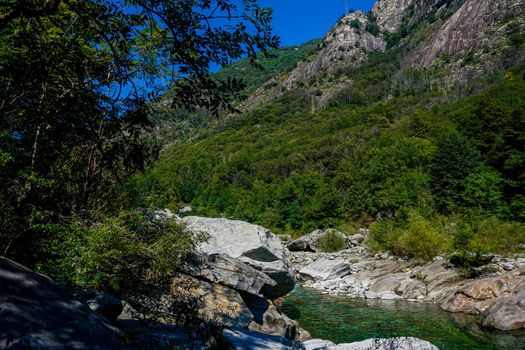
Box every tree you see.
[0,0,279,260]
[430,134,480,213]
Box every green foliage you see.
[369,212,452,261]
[129,76,525,247]
[318,230,348,253]
[365,21,381,36]
[462,168,504,216]
[36,210,199,295]
[350,19,361,30]
[396,212,452,261]
[430,134,481,213]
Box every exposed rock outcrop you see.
[299,257,352,281]
[223,327,303,350]
[283,11,386,89]
[371,0,416,33]
[243,294,304,340]
[169,273,254,328]
[441,275,525,330]
[404,0,525,70]
[0,256,124,349]
[181,253,277,297]
[183,216,295,299]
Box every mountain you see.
[128,0,525,258]
[147,40,321,145]
[244,0,525,110]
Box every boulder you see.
[181,253,277,297]
[169,273,254,328]
[411,261,463,296]
[369,273,427,300]
[482,293,525,330]
[441,275,525,330]
[303,339,336,350]
[299,257,351,281]
[223,327,304,350]
[288,229,348,253]
[75,291,123,323]
[243,294,300,340]
[0,256,124,349]
[287,229,322,252]
[348,233,365,246]
[324,337,439,350]
[183,216,295,299]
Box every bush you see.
[36,210,201,295]
[318,230,347,252]
[369,212,452,261]
[470,217,525,255]
[396,213,452,261]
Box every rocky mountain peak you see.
[371,0,416,33]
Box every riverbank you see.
[287,231,525,331]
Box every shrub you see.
[470,217,525,255]
[369,212,452,261]
[396,213,452,261]
[368,220,399,252]
[36,210,201,295]
[318,230,347,252]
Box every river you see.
[281,286,525,349]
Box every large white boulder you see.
[305,337,438,350]
[299,257,351,281]
[182,216,295,298]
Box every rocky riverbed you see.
[287,229,525,331]
[2,215,524,349]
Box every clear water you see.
[281,286,525,350]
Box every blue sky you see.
[260,0,377,46]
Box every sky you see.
[259,0,377,46]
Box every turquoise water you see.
[281,286,525,350]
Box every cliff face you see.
[243,0,525,110]
[283,11,386,90]
[404,0,525,69]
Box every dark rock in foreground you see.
[0,256,124,349]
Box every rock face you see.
[243,10,386,110]
[181,253,277,297]
[183,216,295,299]
[371,0,416,32]
[404,0,525,70]
[242,294,305,340]
[0,256,124,349]
[283,11,386,89]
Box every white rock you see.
[183,216,295,298]
[299,258,351,281]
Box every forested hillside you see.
[128,0,525,261]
